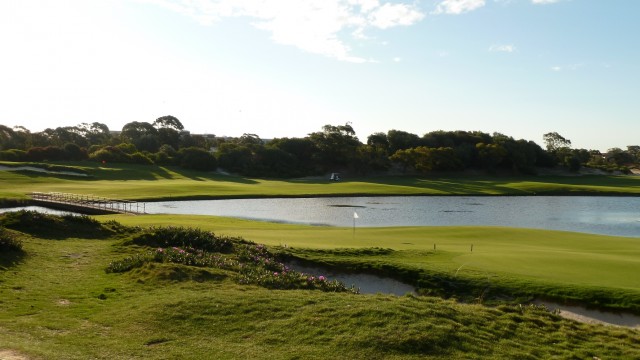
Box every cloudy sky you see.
[1,0,638,151]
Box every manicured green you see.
[100,214,640,312]
[2,161,640,201]
[1,215,639,359]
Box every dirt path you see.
[0,349,30,360]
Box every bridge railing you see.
[31,192,145,214]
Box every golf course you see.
[1,162,639,359]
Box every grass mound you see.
[0,210,120,239]
[126,226,235,253]
[110,225,358,293]
[127,262,229,284]
[0,227,25,270]
[0,227,23,252]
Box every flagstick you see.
[353,211,358,239]
[353,216,355,238]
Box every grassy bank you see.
[101,214,640,313]
[1,161,640,201]
[1,213,639,359]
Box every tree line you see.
[0,116,637,177]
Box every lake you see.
[145,196,640,237]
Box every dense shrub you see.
[63,143,88,161]
[109,226,357,293]
[89,146,133,164]
[130,226,235,253]
[0,227,23,252]
[0,211,112,239]
[116,143,137,154]
[178,147,217,171]
[26,146,66,161]
[153,151,175,165]
[0,149,27,161]
[131,152,154,165]
[87,144,102,154]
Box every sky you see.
[1,0,639,151]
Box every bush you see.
[0,211,112,239]
[116,143,137,154]
[107,237,358,293]
[0,227,23,252]
[0,149,27,161]
[63,143,88,161]
[26,146,66,161]
[89,146,132,164]
[131,152,154,165]
[178,147,217,171]
[130,226,235,253]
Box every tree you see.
[390,146,462,173]
[605,148,634,167]
[307,123,361,171]
[121,122,159,152]
[216,143,253,174]
[543,132,571,152]
[268,137,317,175]
[366,132,389,152]
[238,133,263,147]
[353,144,391,174]
[153,115,184,131]
[626,146,640,163]
[179,147,217,171]
[386,130,421,155]
[0,125,16,150]
[476,143,506,172]
[153,116,184,149]
[78,122,111,146]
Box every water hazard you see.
[145,196,640,237]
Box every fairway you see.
[100,214,640,299]
[2,162,640,201]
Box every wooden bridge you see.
[30,192,145,215]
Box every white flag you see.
[353,212,359,219]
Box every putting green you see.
[99,214,640,292]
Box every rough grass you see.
[1,217,639,359]
[2,161,640,201]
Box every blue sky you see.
[1,0,638,151]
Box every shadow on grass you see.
[0,250,25,269]
[85,163,260,184]
[284,175,535,194]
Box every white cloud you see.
[146,0,425,63]
[550,63,584,72]
[368,3,425,29]
[349,0,380,13]
[433,0,486,15]
[489,44,516,53]
[532,0,561,4]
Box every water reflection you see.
[145,196,640,237]
[287,261,415,296]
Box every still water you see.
[145,196,640,237]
